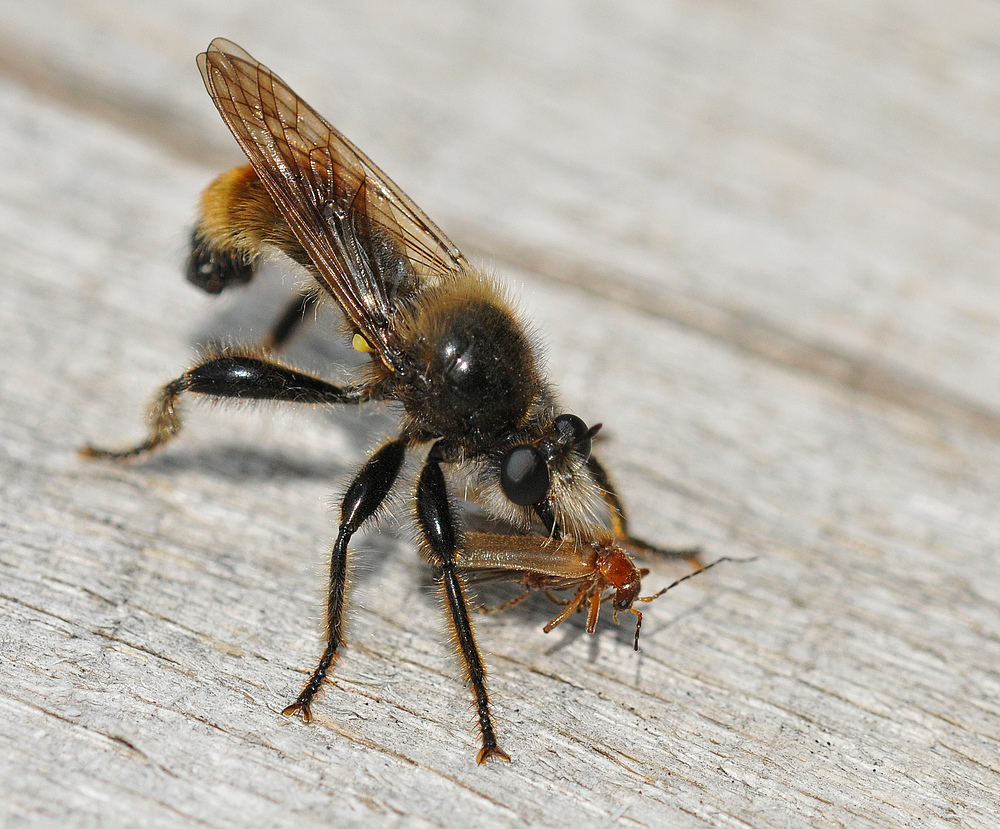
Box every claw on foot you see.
[476,744,511,764]
[281,700,314,722]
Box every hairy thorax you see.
[395,276,541,447]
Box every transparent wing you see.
[197,38,469,367]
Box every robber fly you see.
[84,39,708,763]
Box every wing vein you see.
[197,38,473,369]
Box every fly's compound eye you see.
[553,413,593,462]
[500,445,550,506]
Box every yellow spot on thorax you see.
[352,333,374,353]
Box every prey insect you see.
[84,39,709,763]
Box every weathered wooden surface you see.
[2,2,999,827]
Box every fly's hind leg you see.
[82,349,372,461]
[83,343,403,727]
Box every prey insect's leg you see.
[82,350,372,461]
[283,439,406,720]
[541,586,590,634]
[586,455,701,561]
[417,449,509,764]
[260,292,319,352]
[475,590,532,615]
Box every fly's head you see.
[488,413,607,538]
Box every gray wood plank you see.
[4,0,1000,421]
[1,3,998,828]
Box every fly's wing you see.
[197,38,468,370]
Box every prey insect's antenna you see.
[627,556,756,651]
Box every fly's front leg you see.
[82,349,372,461]
[417,448,510,764]
[584,455,628,538]
[283,438,406,720]
[586,455,701,562]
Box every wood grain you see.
[1,2,999,827]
